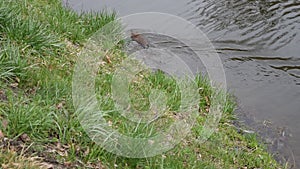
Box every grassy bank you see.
[0,0,286,168]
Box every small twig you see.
[104,50,112,64]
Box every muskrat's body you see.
[131,32,149,49]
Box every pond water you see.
[64,0,300,167]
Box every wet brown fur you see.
[131,32,149,48]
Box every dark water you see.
[64,0,300,167]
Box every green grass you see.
[0,0,287,168]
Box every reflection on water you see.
[228,56,300,85]
[183,0,300,88]
[185,0,300,51]
[64,0,300,167]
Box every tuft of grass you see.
[0,42,27,81]
[19,0,116,44]
[0,91,55,141]
[0,1,62,55]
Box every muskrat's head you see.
[130,32,140,38]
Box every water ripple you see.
[184,0,300,51]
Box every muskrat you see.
[131,32,149,49]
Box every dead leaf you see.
[0,90,7,101]
[56,101,66,110]
[0,130,4,139]
[64,161,72,167]
[20,133,30,142]
[26,87,37,95]
[2,119,8,129]
[56,142,63,151]
[84,147,90,156]
[62,144,70,149]
[148,140,155,145]
[205,107,209,112]
[204,96,210,106]
[15,77,20,83]
[57,150,67,157]
[40,162,54,169]
[108,120,112,127]
[105,54,112,64]
[10,83,18,88]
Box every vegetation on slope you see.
[0,0,286,168]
